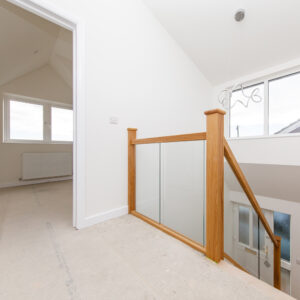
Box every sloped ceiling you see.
[143,0,300,85]
[225,163,300,203]
[50,28,73,88]
[0,0,72,87]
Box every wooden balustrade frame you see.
[127,109,281,290]
[205,109,226,262]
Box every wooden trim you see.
[132,132,206,145]
[127,128,137,213]
[205,110,225,263]
[224,252,248,273]
[205,109,226,116]
[223,139,279,248]
[274,236,281,290]
[131,210,206,255]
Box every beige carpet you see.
[0,181,293,299]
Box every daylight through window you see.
[229,71,300,138]
[3,95,73,143]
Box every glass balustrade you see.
[135,140,206,246]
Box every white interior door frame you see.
[6,0,86,229]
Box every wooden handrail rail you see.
[224,138,279,248]
[132,132,206,145]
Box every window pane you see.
[269,73,300,135]
[10,100,43,140]
[230,84,264,137]
[274,212,290,261]
[252,209,265,250]
[239,206,250,245]
[51,107,73,141]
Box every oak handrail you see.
[132,132,206,145]
[224,138,279,248]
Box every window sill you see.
[227,132,300,141]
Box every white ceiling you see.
[143,0,300,85]
[0,0,72,86]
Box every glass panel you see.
[10,100,43,140]
[269,72,300,135]
[51,107,73,141]
[230,83,264,137]
[224,161,259,277]
[136,144,160,222]
[274,212,291,262]
[253,209,265,250]
[161,141,205,245]
[239,206,250,245]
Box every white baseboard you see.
[77,205,128,229]
[0,176,73,189]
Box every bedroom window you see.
[3,94,73,144]
[229,70,300,138]
[51,107,73,142]
[9,100,44,141]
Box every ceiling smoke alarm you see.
[235,9,245,22]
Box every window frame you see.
[228,68,300,140]
[3,93,73,144]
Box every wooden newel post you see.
[274,235,281,290]
[204,109,226,263]
[128,128,137,213]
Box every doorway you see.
[0,0,84,228]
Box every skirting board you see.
[77,205,128,229]
[0,176,73,189]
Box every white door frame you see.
[6,0,86,229]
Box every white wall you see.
[46,0,212,220]
[0,64,73,186]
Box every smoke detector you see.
[235,9,245,22]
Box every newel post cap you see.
[204,109,226,116]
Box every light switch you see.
[109,116,118,125]
[296,259,300,265]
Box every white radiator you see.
[22,152,73,180]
